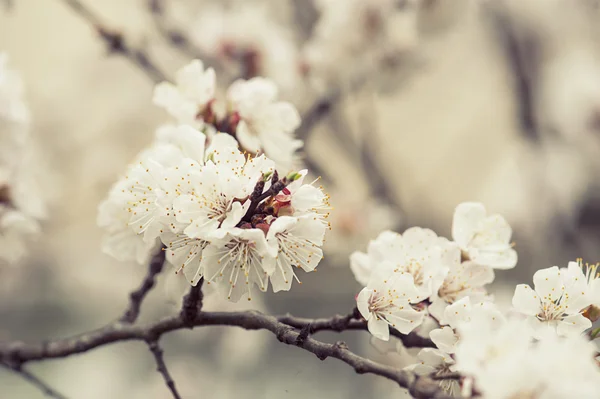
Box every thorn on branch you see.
[146,340,182,399]
[120,245,166,324]
[180,279,204,326]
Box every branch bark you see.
[0,361,68,399]
[120,245,166,323]
[147,339,182,399]
[59,0,167,83]
[0,310,449,398]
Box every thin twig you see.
[146,340,182,399]
[0,362,68,399]
[241,178,288,222]
[430,372,461,381]
[58,0,167,83]
[120,245,167,323]
[0,310,450,398]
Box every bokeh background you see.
[2,0,600,397]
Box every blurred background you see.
[2,0,600,397]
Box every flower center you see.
[538,300,566,322]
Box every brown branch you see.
[120,245,166,323]
[0,310,450,398]
[59,0,167,83]
[180,278,204,325]
[277,311,435,348]
[241,177,288,222]
[0,361,68,399]
[146,340,182,399]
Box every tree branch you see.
[120,245,166,323]
[146,339,182,399]
[180,279,204,325]
[0,361,68,399]
[59,0,167,83]
[147,0,221,69]
[0,310,449,398]
[277,312,435,348]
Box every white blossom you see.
[265,215,326,292]
[153,60,216,127]
[429,296,504,354]
[455,316,600,399]
[0,53,29,124]
[452,202,517,269]
[512,264,592,339]
[0,53,47,265]
[356,269,424,341]
[350,227,455,302]
[428,260,495,323]
[303,0,417,87]
[190,3,301,92]
[172,149,274,240]
[578,258,600,318]
[201,227,275,301]
[0,205,40,265]
[227,77,302,171]
[405,348,459,397]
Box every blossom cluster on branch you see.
[0,53,46,266]
[350,202,600,397]
[99,60,329,301]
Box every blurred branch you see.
[0,362,68,399]
[147,340,182,399]
[147,0,221,69]
[120,245,167,323]
[486,3,539,141]
[0,309,448,398]
[58,0,167,83]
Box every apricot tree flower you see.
[428,260,495,322]
[512,264,592,339]
[0,53,46,266]
[405,348,459,397]
[350,227,454,302]
[356,269,424,340]
[265,215,326,292]
[153,60,216,127]
[577,258,600,321]
[455,316,600,399]
[227,77,302,170]
[452,202,517,269]
[429,296,504,354]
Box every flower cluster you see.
[0,53,45,266]
[188,3,301,94]
[355,202,600,396]
[352,202,515,340]
[303,0,419,88]
[153,59,302,171]
[99,62,330,301]
[454,315,600,398]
